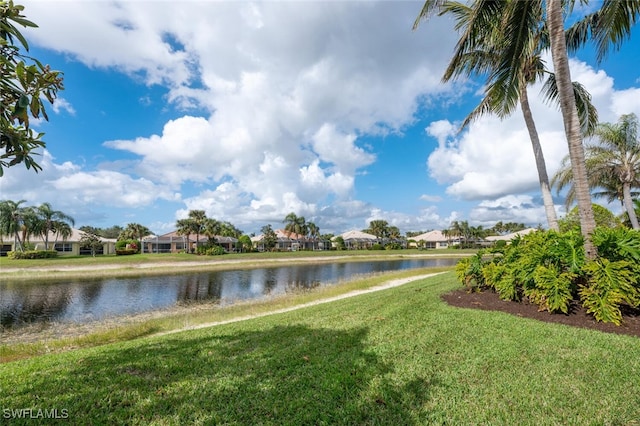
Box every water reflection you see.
[0,258,457,329]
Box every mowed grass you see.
[2,272,640,425]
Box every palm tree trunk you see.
[546,0,597,259]
[519,85,559,231]
[622,182,640,229]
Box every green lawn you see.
[2,272,639,424]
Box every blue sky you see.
[1,1,639,236]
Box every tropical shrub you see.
[115,249,137,256]
[7,250,57,259]
[455,227,640,324]
[580,258,639,325]
[455,250,487,291]
[115,239,140,253]
[197,245,226,256]
[369,243,384,250]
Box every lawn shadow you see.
[7,324,438,424]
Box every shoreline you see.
[0,252,467,280]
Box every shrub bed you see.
[456,227,640,325]
[7,250,58,259]
[115,249,137,256]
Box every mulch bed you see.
[441,288,640,338]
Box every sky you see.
[1,1,639,237]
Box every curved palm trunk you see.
[520,85,559,231]
[546,0,597,259]
[622,182,640,229]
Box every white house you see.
[1,228,116,256]
[411,230,450,249]
[485,228,538,243]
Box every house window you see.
[54,243,73,253]
[156,243,172,253]
[0,244,11,256]
[80,245,103,255]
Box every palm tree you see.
[553,113,640,229]
[203,218,221,246]
[188,210,207,250]
[307,221,320,250]
[35,202,75,250]
[415,0,601,257]
[546,0,599,258]
[0,199,28,251]
[176,218,195,253]
[368,220,389,242]
[283,212,307,238]
[51,220,73,246]
[121,223,151,254]
[414,1,598,232]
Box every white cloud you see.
[469,195,551,228]
[424,56,640,226]
[51,97,75,115]
[420,194,443,203]
[15,1,459,232]
[0,150,178,212]
[9,2,638,234]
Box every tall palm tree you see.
[546,0,599,258]
[35,202,75,250]
[553,113,640,229]
[415,0,601,257]
[414,1,598,232]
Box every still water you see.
[0,258,458,329]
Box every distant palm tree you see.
[0,199,28,251]
[368,220,389,242]
[188,210,207,250]
[307,222,320,250]
[203,218,221,246]
[176,218,195,253]
[121,223,151,253]
[553,113,640,229]
[35,202,75,250]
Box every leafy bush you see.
[580,258,639,325]
[197,245,226,256]
[455,250,487,291]
[384,242,403,250]
[8,250,58,259]
[455,227,640,324]
[369,244,384,250]
[116,249,137,256]
[116,239,140,253]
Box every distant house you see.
[485,228,538,244]
[0,228,116,256]
[332,230,378,250]
[144,231,238,253]
[411,230,450,249]
[251,229,324,252]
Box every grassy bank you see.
[2,272,640,424]
[0,267,450,361]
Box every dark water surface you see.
[0,258,458,329]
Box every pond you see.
[0,258,458,329]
